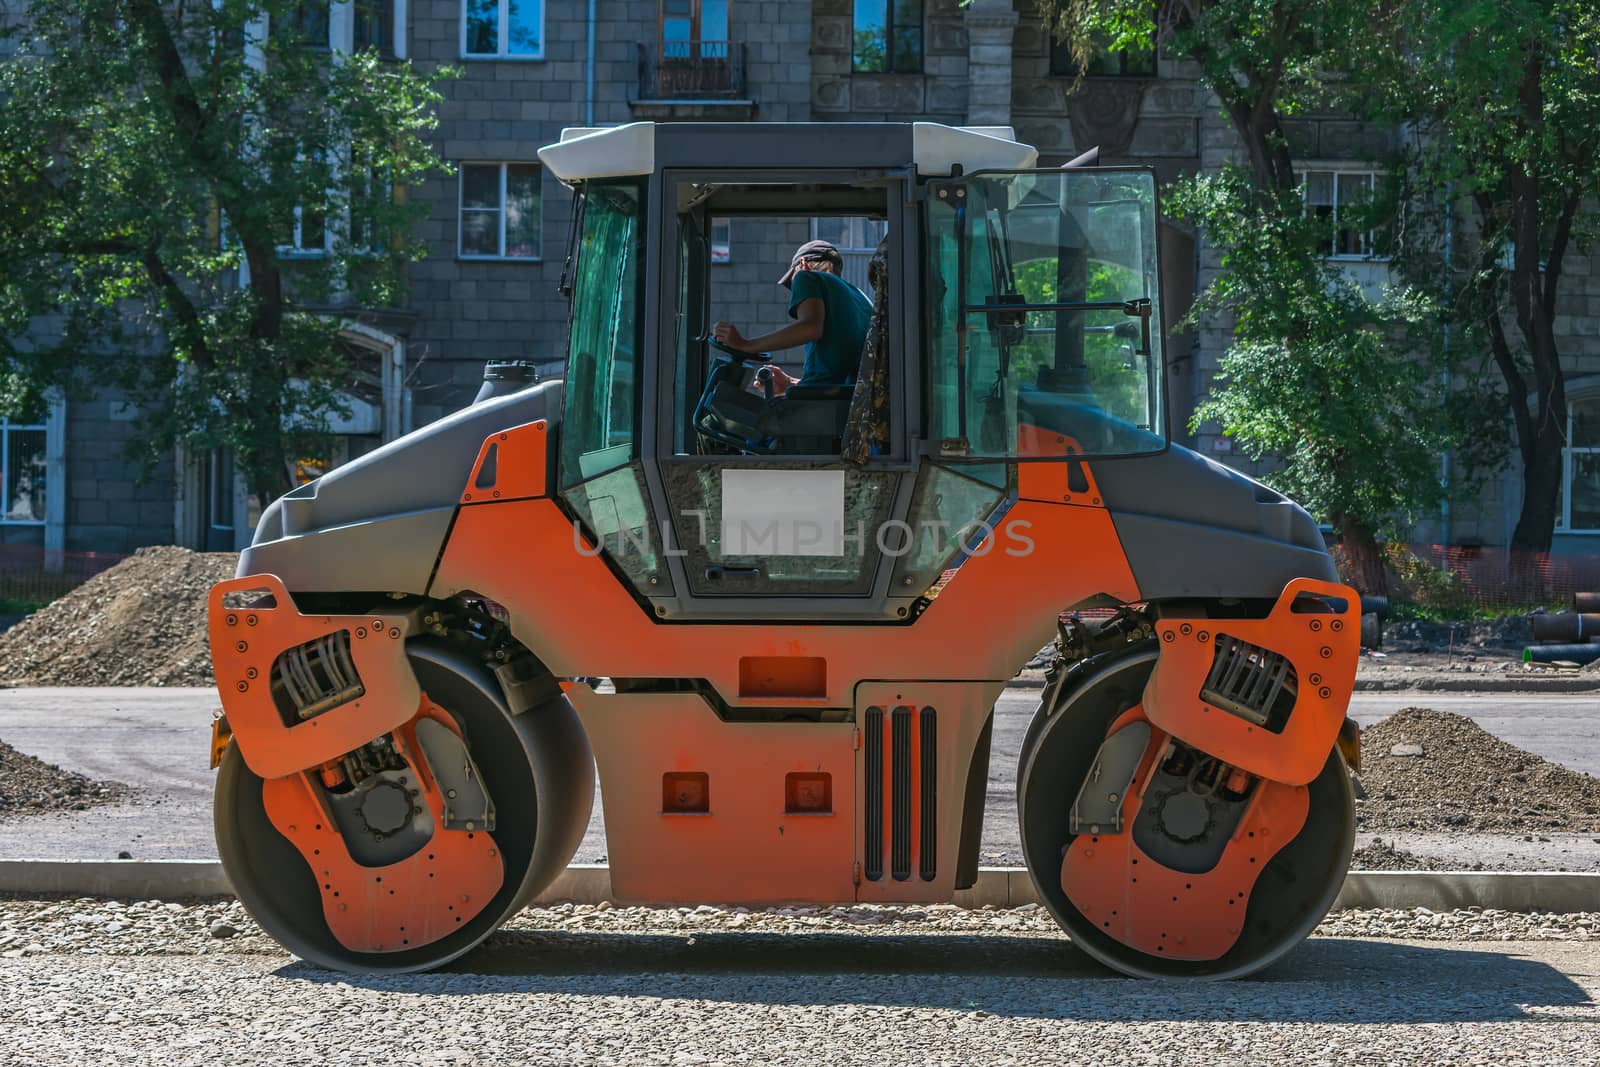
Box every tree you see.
[0,0,452,507]
[1375,0,1600,555]
[1036,0,1358,195]
[1171,169,1499,594]
[1033,1,1489,593]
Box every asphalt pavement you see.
[0,686,1597,867]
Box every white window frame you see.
[1299,167,1385,262]
[347,157,393,255]
[277,148,335,258]
[1558,396,1600,534]
[459,0,544,61]
[457,162,543,261]
[0,418,50,527]
[282,203,332,257]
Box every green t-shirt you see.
[788,271,873,386]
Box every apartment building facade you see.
[15,0,1600,558]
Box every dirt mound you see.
[0,739,125,816]
[1382,617,1528,653]
[1357,707,1600,834]
[0,546,237,687]
[1350,838,1486,871]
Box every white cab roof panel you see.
[538,122,1038,183]
[538,123,656,182]
[910,123,1038,174]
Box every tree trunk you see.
[1336,518,1389,597]
[1511,415,1564,559]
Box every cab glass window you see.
[927,169,1166,459]
[561,181,644,487]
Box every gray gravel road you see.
[1,900,1598,1066]
[2,687,1599,869]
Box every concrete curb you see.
[1333,871,1600,913]
[1011,674,1600,694]
[0,860,233,899]
[1352,676,1600,693]
[4,861,1596,914]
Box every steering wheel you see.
[710,337,770,362]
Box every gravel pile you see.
[2,898,1598,960]
[0,546,238,687]
[0,740,125,817]
[1358,707,1600,834]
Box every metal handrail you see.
[636,40,747,100]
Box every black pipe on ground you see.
[1575,592,1600,613]
[1523,642,1600,665]
[1529,613,1600,643]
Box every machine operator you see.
[711,239,873,396]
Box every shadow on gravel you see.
[279,931,1592,1023]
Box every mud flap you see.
[209,573,420,779]
[1141,577,1359,786]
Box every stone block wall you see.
[404,0,813,426]
[63,396,174,554]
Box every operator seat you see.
[841,237,891,464]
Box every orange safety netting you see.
[1334,542,1600,612]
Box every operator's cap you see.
[779,240,843,287]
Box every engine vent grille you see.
[892,708,911,880]
[863,707,883,882]
[1200,635,1297,731]
[272,630,363,725]
[919,706,937,882]
[862,705,936,883]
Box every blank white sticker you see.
[720,468,846,557]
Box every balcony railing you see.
[636,40,747,101]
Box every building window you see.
[1560,397,1600,533]
[710,218,731,264]
[458,163,542,259]
[462,0,543,59]
[1048,33,1156,78]
[354,0,394,53]
[349,157,392,253]
[278,0,330,48]
[1302,170,1380,260]
[1,420,48,525]
[812,216,887,293]
[852,0,921,73]
[661,0,729,56]
[285,203,329,256]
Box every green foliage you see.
[0,0,453,503]
[1360,0,1600,552]
[1010,257,1148,418]
[1033,1,1361,190]
[1031,0,1507,553]
[1171,168,1498,537]
[1381,544,1474,617]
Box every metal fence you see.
[0,545,127,606]
[636,40,747,100]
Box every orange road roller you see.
[209,122,1360,978]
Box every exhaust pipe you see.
[473,360,540,406]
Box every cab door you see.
[641,170,922,622]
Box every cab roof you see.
[537,122,1040,184]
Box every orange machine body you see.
[211,419,1358,946]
